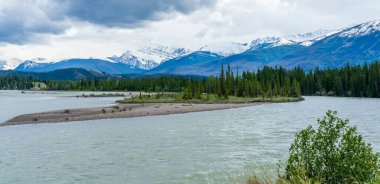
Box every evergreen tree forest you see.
[1,61,380,98]
[295,62,380,97]
[0,75,34,90]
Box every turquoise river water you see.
[0,91,379,183]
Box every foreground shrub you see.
[284,110,379,183]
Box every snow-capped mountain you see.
[198,42,250,56]
[269,20,380,70]
[0,58,23,70]
[16,61,44,70]
[108,45,192,70]
[339,20,380,38]
[249,29,338,50]
[15,58,52,70]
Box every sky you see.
[0,0,380,62]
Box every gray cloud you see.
[0,1,66,44]
[0,0,216,44]
[62,0,217,27]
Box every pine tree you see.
[291,80,301,97]
[225,64,232,97]
[219,64,226,98]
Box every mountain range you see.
[1,19,380,77]
[15,58,142,74]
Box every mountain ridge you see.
[5,19,380,76]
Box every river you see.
[0,91,379,183]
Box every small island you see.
[2,93,303,126]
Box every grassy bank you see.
[118,93,304,104]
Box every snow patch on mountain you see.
[30,58,53,63]
[286,29,336,42]
[198,42,249,56]
[108,51,160,69]
[17,61,43,69]
[249,29,339,50]
[16,58,53,70]
[0,60,7,70]
[0,58,24,70]
[249,37,296,50]
[288,29,339,46]
[339,20,380,38]
[108,45,191,69]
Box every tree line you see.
[294,62,380,97]
[0,75,34,90]
[1,62,380,98]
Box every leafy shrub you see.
[182,87,193,100]
[284,110,379,183]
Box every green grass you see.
[118,93,304,104]
[32,82,47,89]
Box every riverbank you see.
[2,102,267,126]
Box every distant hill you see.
[0,68,119,80]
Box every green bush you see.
[182,87,193,100]
[284,110,379,183]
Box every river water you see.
[0,91,379,183]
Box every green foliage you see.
[32,82,47,89]
[182,87,193,100]
[285,110,380,184]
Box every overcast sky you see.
[0,0,379,61]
